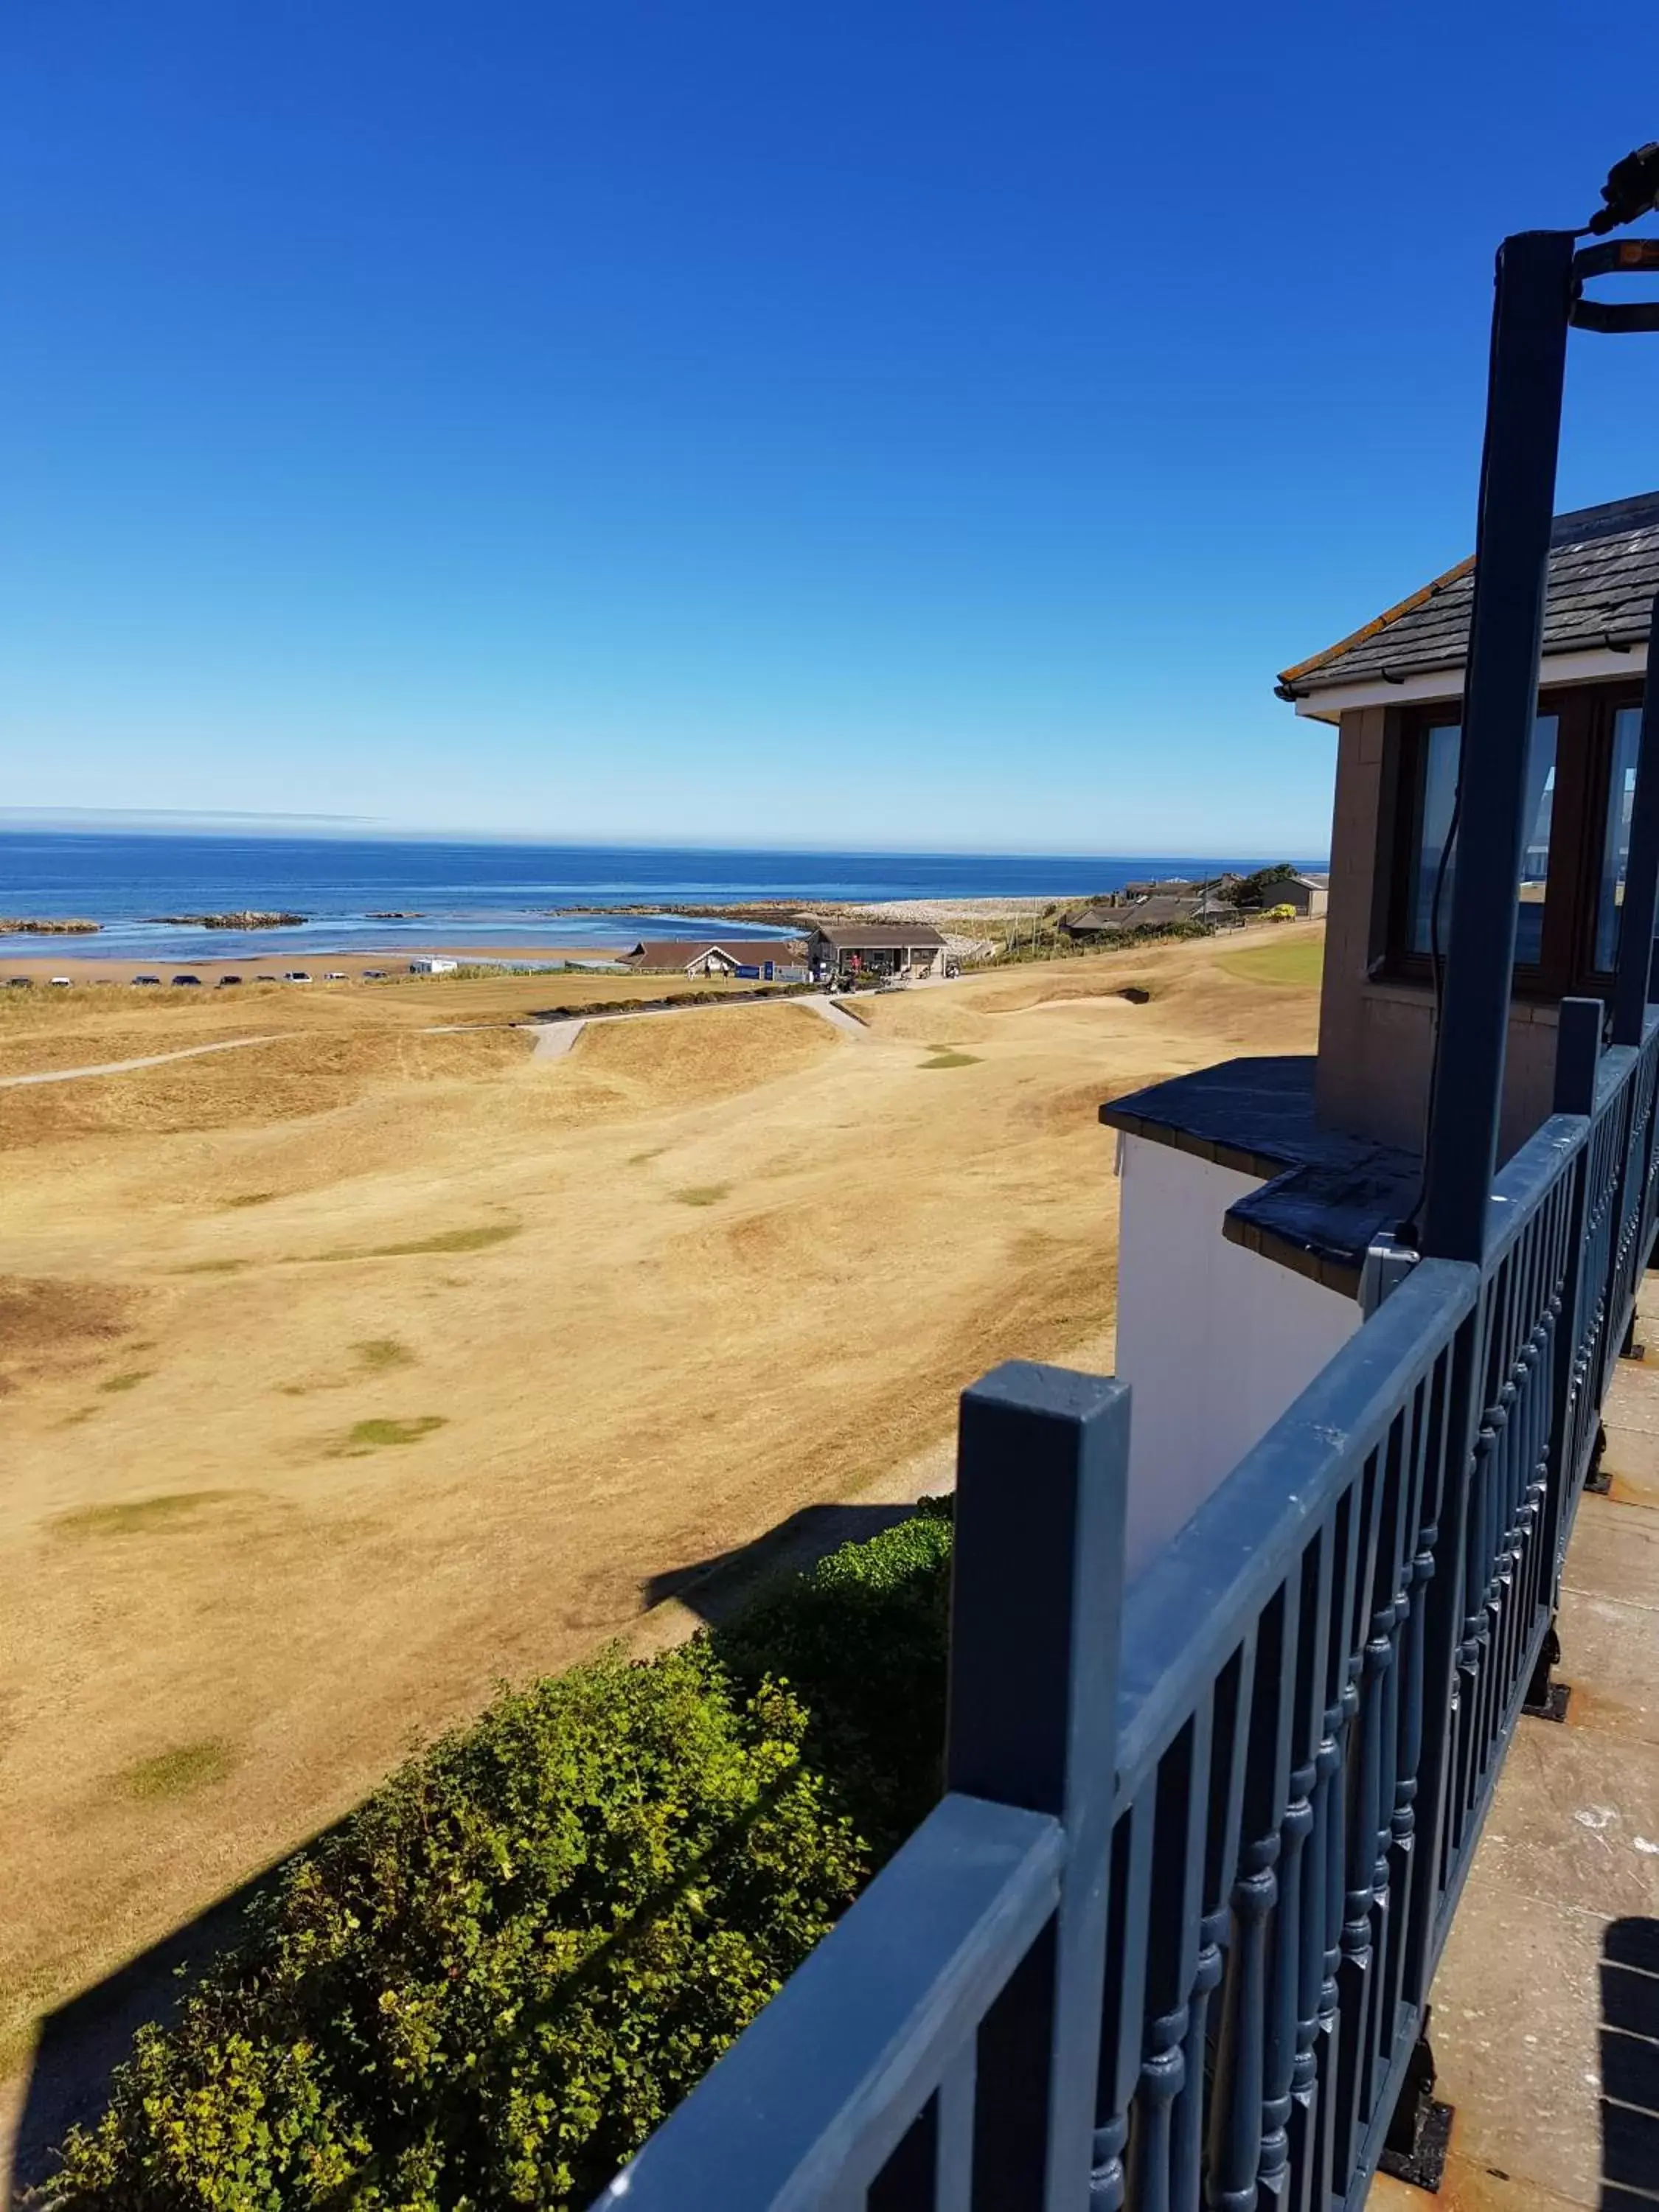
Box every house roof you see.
[1277,491,1659,700]
[622,939,802,969]
[1071,894,1198,934]
[809,922,946,950]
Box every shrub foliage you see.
[48,1509,955,2211]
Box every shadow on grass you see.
[641,1500,925,1630]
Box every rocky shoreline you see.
[142,911,309,929]
[0,917,100,935]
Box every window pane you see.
[1408,724,1460,953]
[1406,714,1557,962]
[1515,715,1557,964]
[1595,706,1644,973]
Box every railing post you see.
[1554,997,1604,1119]
[1420,229,1576,1263]
[1611,594,1659,1046]
[947,1361,1130,2212]
[1542,999,1604,1553]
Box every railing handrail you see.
[594,1794,1065,2208]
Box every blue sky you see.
[4,3,1658,855]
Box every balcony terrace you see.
[1374,1271,1659,2212]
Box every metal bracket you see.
[1523,1623,1572,1723]
[1586,1422,1613,1495]
[1360,1237,1420,1318]
[1378,2012,1454,2191]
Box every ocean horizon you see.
[0,831,1326,962]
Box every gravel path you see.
[0,1034,282,1089]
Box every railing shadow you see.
[1602,1916,1659,2211]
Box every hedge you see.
[46,1506,955,2211]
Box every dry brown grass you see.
[0,923,1321,2082]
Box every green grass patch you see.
[334,1414,448,1455]
[53,1490,239,1539]
[305,1223,521,1263]
[919,1050,980,1069]
[117,1740,235,1802]
[97,1369,153,1394]
[224,1192,275,1208]
[1217,934,1325,988]
[355,1337,414,1371]
[173,1258,248,1275]
[673,1183,730,1207]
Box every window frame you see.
[1381,677,1648,1001]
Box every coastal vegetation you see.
[44,1512,952,2210]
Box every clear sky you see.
[4,4,1658,855]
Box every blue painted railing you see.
[593,1006,1659,2212]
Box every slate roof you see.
[1277,491,1659,700]
[1068,894,1200,935]
[622,939,803,970]
[808,922,946,950]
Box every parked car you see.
[172,974,202,987]
[49,975,72,987]
[7,975,34,988]
[322,970,347,981]
[217,973,243,987]
[282,970,313,983]
[361,968,387,979]
[131,974,161,987]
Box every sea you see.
[0,833,1321,964]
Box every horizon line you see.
[0,810,1326,866]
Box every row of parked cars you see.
[5,969,384,990]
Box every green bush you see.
[46,1512,956,2211]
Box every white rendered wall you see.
[1115,1133,1361,1579]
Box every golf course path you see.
[0,1034,282,1089]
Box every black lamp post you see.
[1419,147,1659,1265]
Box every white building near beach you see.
[408,956,459,975]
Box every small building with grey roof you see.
[804,922,947,982]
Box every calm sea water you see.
[0,834,1317,962]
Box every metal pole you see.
[1420,230,1577,1263]
[1611,591,1659,1045]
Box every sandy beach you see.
[0,943,631,987]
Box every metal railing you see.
[592,1006,1659,2212]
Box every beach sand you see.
[0,943,628,987]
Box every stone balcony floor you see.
[1373,1278,1659,2212]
